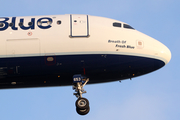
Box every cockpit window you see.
[113,22,121,28]
[123,24,134,29]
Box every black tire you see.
[76,106,90,115]
[75,98,89,110]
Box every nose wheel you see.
[73,74,90,115]
[76,98,90,115]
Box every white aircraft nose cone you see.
[154,40,171,65]
[161,45,171,64]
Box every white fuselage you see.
[0,14,171,88]
[0,14,171,63]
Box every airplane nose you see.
[161,45,171,64]
[154,41,171,64]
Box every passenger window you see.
[47,21,52,25]
[57,20,61,25]
[9,23,14,27]
[19,22,23,26]
[28,22,33,26]
[123,24,134,29]
[37,21,42,26]
[0,23,4,27]
[113,22,121,28]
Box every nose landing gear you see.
[73,74,90,115]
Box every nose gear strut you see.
[73,74,90,115]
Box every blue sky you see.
[0,0,179,120]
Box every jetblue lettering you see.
[11,17,18,30]
[20,18,35,30]
[0,17,53,31]
[0,17,9,31]
[37,17,53,29]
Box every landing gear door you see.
[70,15,89,37]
